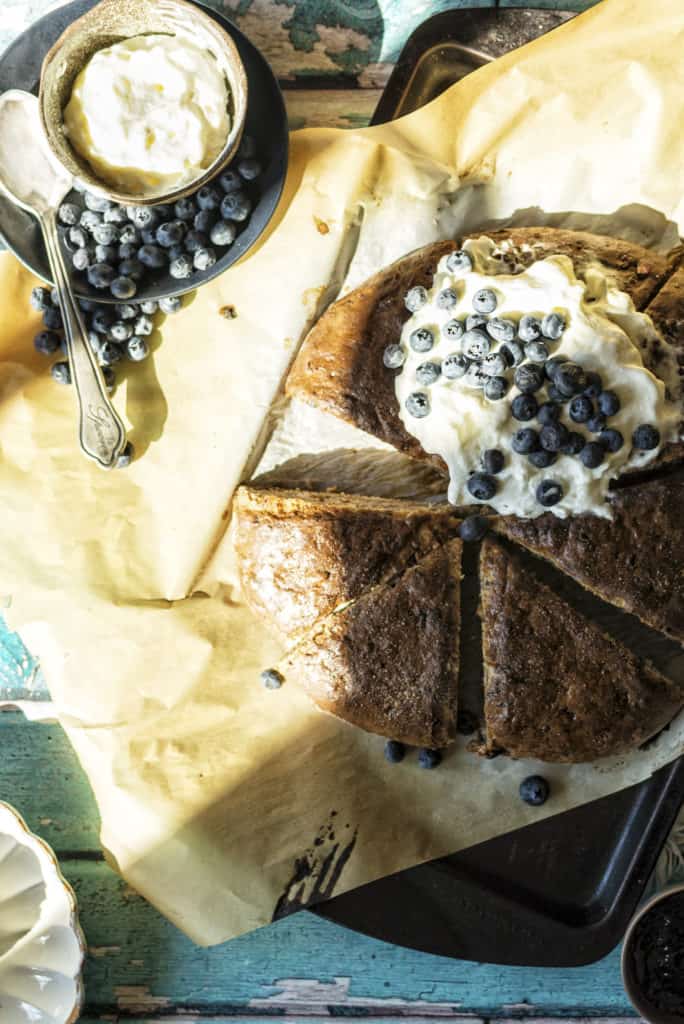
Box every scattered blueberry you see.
[562,431,586,455]
[72,247,94,271]
[197,185,222,211]
[92,222,119,246]
[555,362,587,397]
[481,352,507,376]
[541,313,565,340]
[58,202,80,226]
[43,306,63,330]
[80,209,103,233]
[127,336,150,362]
[87,263,115,290]
[459,515,490,542]
[194,209,216,234]
[511,393,538,421]
[598,390,620,416]
[92,309,114,334]
[520,775,550,806]
[486,317,515,343]
[514,363,544,394]
[445,249,472,273]
[536,478,563,507]
[632,424,660,450]
[416,361,441,385]
[587,413,607,433]
[383,344,405,369]
[409,327,434,353]
[467,472,497,501]
[220,190,251,222]
[34,330,60,354]
[405,285,429,313]
[119,259,144,282]
[115,303,137,321]
[109,321,133,342]
[528,449,557,469]
[119,224,140,246]
[518,315,542,342]
[484,375,508,401]
[193,247,217,271]
[128,206,158,230]
[436,287,458,310]
[210,220,237,246]
[443,318,464,341]
[384,740,405,764]
[442,353,469,379]
[465,313,488,331]
[463,328,491,359]
[237,157,261,181]
[569,395,593,423]
[540,422,569,452]
[30,286,52,312]
[110,276,137,300]
[115,440,134,468]
[463,363,489,389]
[156,221,185,248]
[483,448,505,474]
[547,384,569,404]
[580,441,605,468]
[406,392,430,418]
[500,340,524,367]
[599,428,624,453]
[104,205,128,224]
[68,226,89,249]
[174,196,197,221]
[512,427,540,454]
[159,296,182,314]
[84,192,112,213]
[139,300,158,315]
[183,229,209,253]
[138,244,166,269]
[134,315,154,337]
[261,668,284,689]
[545,355,567,381]
[583,371,603,398]
[472,288,497,314]
[98,340,123,366]
[537,401,560,426]
[418,748,442,769]
[51,360,71,385]
[219,168,242,192]
[524,340,549,363]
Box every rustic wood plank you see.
[284,88,381,130]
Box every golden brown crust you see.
[495,474,684,644]
[279,539,462,748]
[234,486,462,640]
[286,228,678,464]
[643,257,684,467]
[479,538,683,763]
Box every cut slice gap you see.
[496,472,684,646]
[479,537,684,763]
[234,486,464,642]
[278,538,463,748]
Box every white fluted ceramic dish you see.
[0,803,84,1023]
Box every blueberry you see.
[87,263,115,290]
[416,361,441,385]
[92,223,119,246]
[587,413,607,433]
[409,327,434,353]
[92,309,115,334]
[537,478,563,506]
[237,157,261,181]
[80,209,103,233]
[119,224,140,246]
[384,740,405,764]
[127,336,150,362]
[473,288,497,314]
[87,330,102,354]
[115,303,138,321]
[133,315,154,337]
[194,246,217,272]
[583,371,603,398]
[260,667,283,689]
[405,392,430,418]
[484,376,508,401]
[169,255,193,280]
[404,285,428,313]
[174,196,197,221]
[51,360,71,384]
[598,390,620,416]
[109,321,133,342]
[418,748,442,769]
[562,431,586,455]
[193,209,216,234]
[383,344,405,369]
[486,317,515,343]
[58,202,81,226]
[524,340,549,363]
[220,191,251,222]
[68,225,89,249]
[547,385,569,404]
[463,363,489,389]
[72,246,94,271]
[483,448,505,474]
[98,340,124,366]
[436,287,458,310]
[545,355,568,381]
[210,219,237,246]
[95,244,117,264]
[512,427,540,454]
[34,330,61,354]
[599,428,624,453]
[110,276,137,300]
[518,314,542,343]
[459,515,490,542]
[104,205,129,224]
[445,249,473,273]
[511,393,538,421]
[540,422,569,452]
[580,441,605,468]
[237,134,257,159]
[441,320,462,343]
[467,472,497,501]
[156,221,185,248]
[632,424,660,450]
[42,306,63,330]
[442,353,469,379]
[514,363,544,394]
[30,286,52,312]
[481,352,507,376]
[102,365,116,393]
[463,328,491,359]
[528,449,557,469]
[569,395,593,423]
[520,775,550,806]
[116,440,134,469]
[128,206,159,230]
[465,313,488,331]
[168,244,185,262]
[141,229,158,247]
[160,296,182,315]
[84,192,112,213]
[555,362,587,397]
[541,313,565,340]
[500,340,524,367]
[138,245,167,269]
[219,168,242,193]
[197,185,222,211]
[184,230,209,254]
[139,300,159,315]
[537,401,560,426]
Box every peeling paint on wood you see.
[88,945,121,958]
[114,985,172,1014]
[248,976,465,1015]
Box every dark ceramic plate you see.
[0,0,288,303]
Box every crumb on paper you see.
[219,304,238,319]
[314,216,330,235]
[283,336,294,350]
[302,285,325,314]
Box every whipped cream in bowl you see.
[391,237,681,519]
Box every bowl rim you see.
[620,881,684,1024]
[37,0,249,206]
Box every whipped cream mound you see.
[64,34,231,194]
[393,237,681,519]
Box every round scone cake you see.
[236,227,684,765]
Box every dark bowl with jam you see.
[622,885,684,1024]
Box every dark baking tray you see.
[313,7,684,967]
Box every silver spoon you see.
[0,90,126,469]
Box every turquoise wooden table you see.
[0,0,673,1019]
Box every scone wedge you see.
[278,538,463,747]
[479,537,683,762]
[234,486,463,640]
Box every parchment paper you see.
[2,0,684,945]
